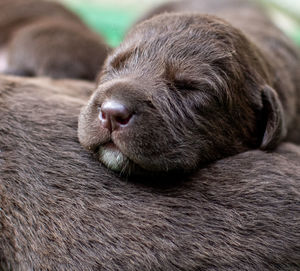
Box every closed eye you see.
[173,78,200,92]
[168,79,224,111]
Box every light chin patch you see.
[99,145,128,172]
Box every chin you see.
[97,142,144,176]
[97,142,169,177]
[98,143,129,172]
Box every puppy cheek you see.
[124,128,186,171]
[113,120,166,165]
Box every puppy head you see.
[78,14,285,176]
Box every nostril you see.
[99,100,133,131]
[99,110,106,120]
[115,114,132,125]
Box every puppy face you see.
[78,14,285,175]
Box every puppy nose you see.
[99,100,132,132]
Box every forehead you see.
[107,16,236,77]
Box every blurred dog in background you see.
[0,0,110,80]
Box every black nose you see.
[99,100,132,132]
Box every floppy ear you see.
[260,85,286,150]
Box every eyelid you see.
[172,78,215,94]
[173,79,200,91]
[145,100,155,109]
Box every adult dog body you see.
[0,75,299,270]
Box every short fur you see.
[78,0,300,175]
[0,75,299,270]
[0,0,110,80]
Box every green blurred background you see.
[57,0,300,47]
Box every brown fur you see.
[0,75,299,270]
[78,0,300,175]
[0,0,110,80]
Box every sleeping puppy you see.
[0,75,299,270]
[78,0,300,175]
[0,0,109,80]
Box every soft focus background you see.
[56,0,300,47]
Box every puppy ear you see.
[260,85,286,150]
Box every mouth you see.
[98,141,131,174]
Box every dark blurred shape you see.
[0,0,110,80]
[136,0,262,23]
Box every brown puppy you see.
[138,0,300,143]
[0,0,110,80]
[0,75,299,270]
[78,0,300,175]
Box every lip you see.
[103,141,118,149]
